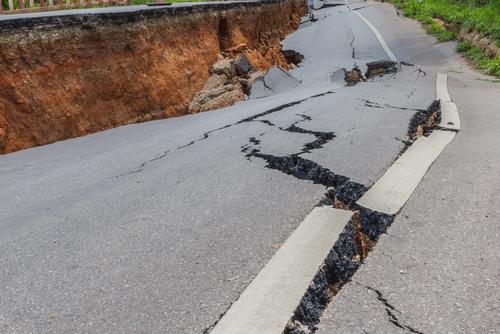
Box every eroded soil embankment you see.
[0,0,307,154]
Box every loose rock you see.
[190,56,257,113]
[282,49,304,65]
[235,54,253,75]
[210,59,237,77]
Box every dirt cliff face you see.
[0,0,307,154]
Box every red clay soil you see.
[0,0,307,154]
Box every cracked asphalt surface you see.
[1,0,499,333]
[315,2,500,334]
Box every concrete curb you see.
[357,72,459,215]
[210,207,353,334]
[357,130,456,214]
[436,73,461,131]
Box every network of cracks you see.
[119,59,436,334]
[241,87,435,334]
[236,62,436,334]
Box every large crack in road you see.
[0,0,483,332]
[114,90,336,178]
[115,58,418,179]
[237,83,441,334]
[112,56,440,334]
[355,282,426,334]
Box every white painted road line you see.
[352,11,398,62]
[345,0,398,62]
[210,207,353,334]
[436,73,461,130]
[357,130,455,214]
[357,72,459,214]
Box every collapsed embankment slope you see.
[0,0,306,153]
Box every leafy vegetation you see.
[426,22,456,41]
[2,0,14,10]
[457,41,500,76]
[389,0,500,76]
[392,0,499,44]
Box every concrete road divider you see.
[210,207,353,334]
[357,72,459,214]
[436,73,461,131]
[357,130,456,214]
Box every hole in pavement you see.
[336,59,411,87]
[365,60,399,78]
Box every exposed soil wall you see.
[0,0,307,154]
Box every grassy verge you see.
[457,40,500,76]
[389,0,500,77]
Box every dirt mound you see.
[0,0,307,154]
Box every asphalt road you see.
[1,0,499,333]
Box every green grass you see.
[392,0,500,44]
[389,0,500,77]
[456,41,500,76]
[426,22,456,41]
